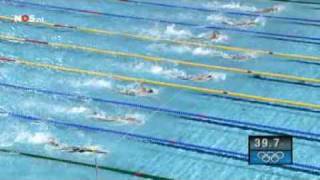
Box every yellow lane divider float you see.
[0,34,319,86]
[0,15,320,64]
[1,56,320,112]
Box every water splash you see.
[141,24,193,39]
[204,1,257,12]
[133,62,186,79]
[72,78,113,89]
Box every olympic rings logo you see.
[257,151,285,163]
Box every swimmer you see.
[60,146,108,154]
[210,31,220,40]
[119,84,155,96]
[47,138,108,155]
[224,54,251,61]
[48,138,60,147]
[222,19,258,27]
[123,116,140,123]
[255,5,280,14]
[91,112,141,124]
[91,112,118,122]
[0,107,7,114]
[178,74,214,82]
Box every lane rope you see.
[111,0,320,24]
[1,16,320,64]
[0,34,320,87]
[271,0,320,5]
[1,56,320,113]
[2,110,320,176]
[0,149,171,180]
[1,82,320,143]
[3,0,320,46]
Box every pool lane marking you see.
[0,149,171,180]
[110,0,320,24]
[1,81,320,142]
[1,16,320,64]
[0,34,320,88]
[2,110,320,176]
[1,56,320,113]
[3,0,320,45]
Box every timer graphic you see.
[248,136,293,165]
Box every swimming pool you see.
[0,0,320,179]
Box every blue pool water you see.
[0,0,320,179]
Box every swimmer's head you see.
[147,89,154,93]
[47,137,59,146]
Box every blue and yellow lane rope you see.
[1,15,320,64]
[0,33,319,87]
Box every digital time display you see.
[249,136,293,165]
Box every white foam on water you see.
[72,78,112,89]
[209,72,227,81]
[51,105,91,115]
[220,2,257,11]
[141,24,193,39]
[150,65,186,78]
[68,106,90,114]
[132,62,186,79]
[164,24,193,38]
[192,47,227,57]
[206,14,229,23]
[147,44,192,54]
[0,125,53,147]
[207,13,266,28]
[170,45,193,54]
[148,43,225,58]
[205,1,257,12]
[15,132,53,145]
[192,47,212,56]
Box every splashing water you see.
[68,106,90,114]
[14,132,53,145]
[207,14,266,28]
[205,1,257,12]
[133,62,186,79]
[164,24,193,38]
[192,47,212,56]
[141,24,193,39]
[209,72,227,82]
[72,78,113,89]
